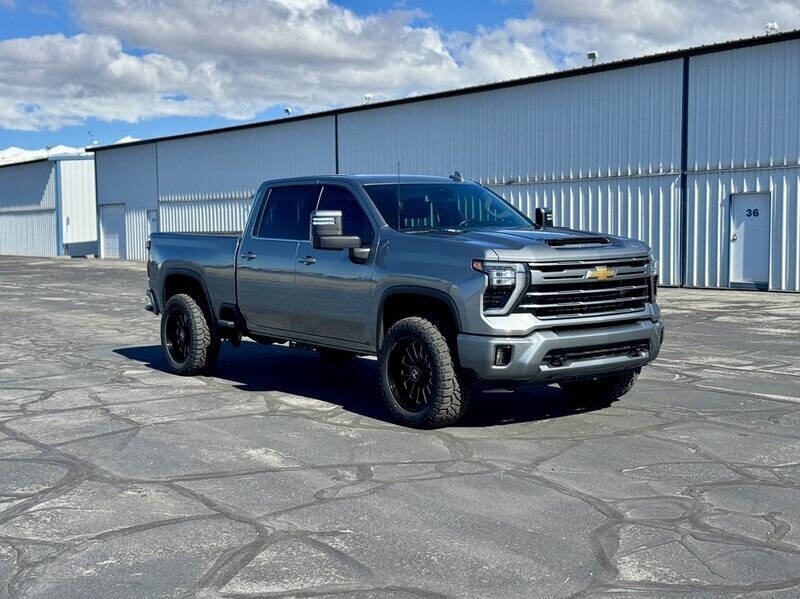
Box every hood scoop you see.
[545,236,609,247]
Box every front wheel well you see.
[379,292,459,350]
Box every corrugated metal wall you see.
[0,211,57,257]
[490,175,681,285]
[158,117,336,233]
[685,38,800,291]
[339,60,684,283]
[160,198,253,233]
[95,144,158,261]
[339,61,683,182]
[0,160,57,257]
[688,39,800,171]
[90,35,799,292]
[59,159,97,245]
[685,168,799,291]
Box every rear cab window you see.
[255,185,319,240]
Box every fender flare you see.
[376,285,463,350]
[160,266,216,325]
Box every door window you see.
[256,185,318,240]
[317,185,374,245]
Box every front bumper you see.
[458,319,663,383]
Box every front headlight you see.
[472,260,527,314]
[648,254,659,301]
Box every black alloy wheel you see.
[165,309,191,364]
[378,316,469,428]
[160,293,220,375]
[387,336,434,412]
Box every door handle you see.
[298,255,316,265]
[240,251,256,261]
[731,233,738,242]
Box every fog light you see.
[494,345,512,366]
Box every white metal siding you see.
[59,159,97,244]
[88,34,799,290]
[95,145,157,261]
[157,117,335,204]
[490,175,681,286]
[0,160,57,256]
[160,198,252,233]
[688,39,800,172]
[339,60,683,182]
[0,211,57,257]
[685,167,800,291]
[155,117,335,237]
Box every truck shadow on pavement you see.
[115,341,605,428]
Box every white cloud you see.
[0,0,798,132]
[0,144,85,165]
[532,0,800,66]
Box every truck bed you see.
[149,232,240,311]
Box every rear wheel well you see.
[163,273,213,323]
[380,292,459,350]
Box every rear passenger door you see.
[237,184,319,333]
[294,183,377,345]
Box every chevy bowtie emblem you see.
[585,265,617,281]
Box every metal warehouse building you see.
[91,31,800,292]
[0,156,97,257]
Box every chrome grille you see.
[516,257,651,319]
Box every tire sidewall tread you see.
[378,316,467,428]
[161,293,218,376]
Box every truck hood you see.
[417,227,650,261]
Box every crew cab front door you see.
[294,183,376,345]
[237,184,319,333]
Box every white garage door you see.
[100,203,126,259]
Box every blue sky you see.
[0,0,797,152]
[0,0,530,150]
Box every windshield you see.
[364,182,533,232]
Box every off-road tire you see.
[378,317,468,428]
[317,348,356,364]
[161,293,219,375]
[559,370,639,406]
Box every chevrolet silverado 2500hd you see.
[146,174,663,427]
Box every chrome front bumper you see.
[457,319,663,383]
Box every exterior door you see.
[294,184,376,344]
[729,193,770,289]
[236,184,319,333]
[100,203,125,259]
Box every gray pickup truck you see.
[146,174,663,427]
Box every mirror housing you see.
[311,210,361,250]
[534,207,553,228]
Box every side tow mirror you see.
[535,207,553,228]
[311,210,361,250]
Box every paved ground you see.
[0,256,799,598]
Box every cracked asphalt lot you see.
[0,256,799,598]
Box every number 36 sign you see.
[745,208,760,217]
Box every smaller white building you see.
[0,155,97,257]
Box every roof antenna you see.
[396,160,401,229]
[450,170,464,182]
